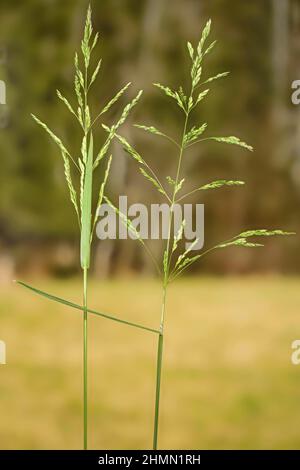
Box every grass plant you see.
[107,19,295,450]
[16,7,154,450]
[16,8,294,451]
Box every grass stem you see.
[153,284,167,450]
[152,100,191,450]
[153,331,164,450]
[83,267,88,450]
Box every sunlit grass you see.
[1,275,300,449]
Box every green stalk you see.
[83,267,88,450]
[153,333,164,449]
[153,285,166,450]
[81,133,92,450]
[152,95,192,450]
[131,22,290,449]
[28,7,148,451]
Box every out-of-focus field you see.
[0,276,300,450]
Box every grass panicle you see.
[16,9,295,451]
[114,19,294,449]
[19,6,148,450]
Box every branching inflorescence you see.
[16,9,294,451]
[17,7,153,450]
[107,19,294,449]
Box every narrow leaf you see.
[16,280,159,334]
[80,133,93,269]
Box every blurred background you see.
[0,0,300,450]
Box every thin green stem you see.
[153,333,164,449]
[143,161,172,204]
[169,235,239,282]
[154,132,181,149]
[166,113,189,273]
[152,88,193,450]
[82,57,89,452]
[185,136,222,148]
[83,267,88,450]
[176,187,202,203]
[143,242,163,277]
[153,285,167,450]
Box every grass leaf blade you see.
[16,281,159,334]
[80,133,93,269]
